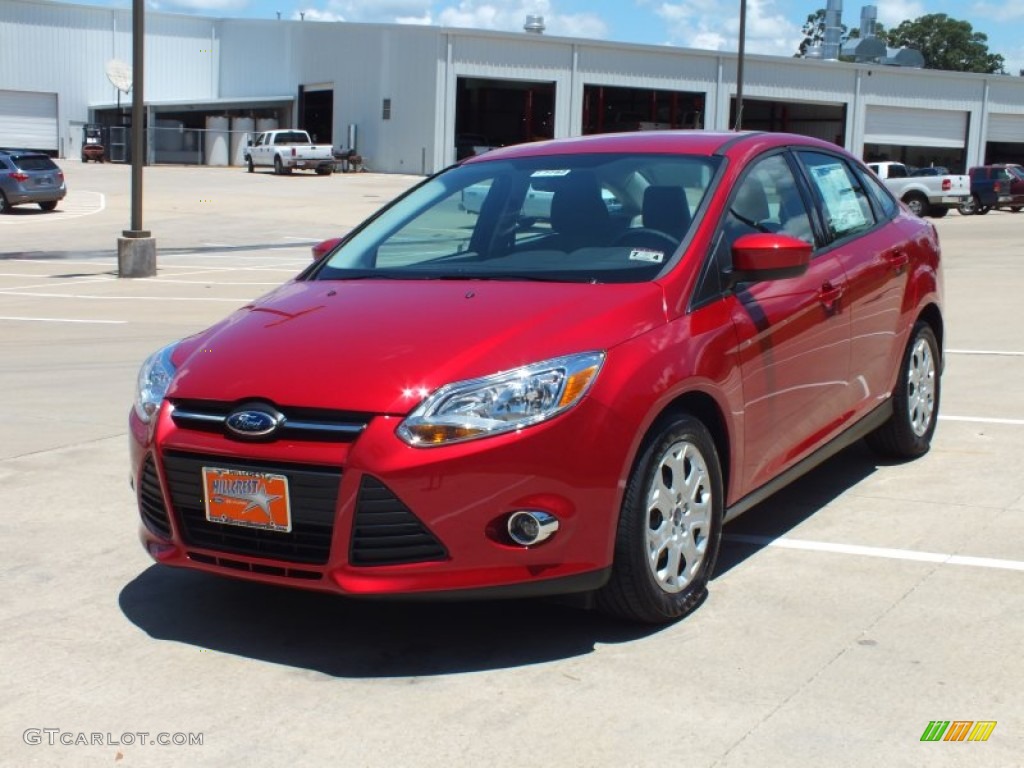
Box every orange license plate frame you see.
[202,466,292,532]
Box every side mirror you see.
[311,237,342,262]
[726,233,812,287]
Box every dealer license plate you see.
[202,466,291,532]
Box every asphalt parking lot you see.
[1,160,1022,768]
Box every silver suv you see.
[0,149,67,213]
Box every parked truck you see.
[244,129,335,175]
[958,164,1024,215]
[866,161,970,218]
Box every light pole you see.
[734,0,747,131]
[117,0,156,277]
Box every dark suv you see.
[0,149,67,213]
[959,164,1024,215]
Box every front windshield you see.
[314,153,721,284]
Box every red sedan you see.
[131,131,943,623]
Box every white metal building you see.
[2,0,1023,174]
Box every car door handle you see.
[885,249,909,273]
[819,281,843,313]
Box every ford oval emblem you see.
[225,405,284,439]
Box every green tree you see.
[795,9,886,58]
[886,14,1005,73]
[795,9,847,57]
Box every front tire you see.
[928,206,948,218]
[957,196,979,216]
[246,156,254,173]
[597,414,723,624]
[866,322,940,459]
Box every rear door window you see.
[797,152,876,241]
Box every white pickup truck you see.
[866,161,970,218]
[244,129,335,175]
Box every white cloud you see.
[437,1,606,39]
[655,0,803,56]
[278,1,605,38]
[873,0,923,29]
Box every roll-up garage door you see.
[0,90,58,152]
[864,105,967,148]
[987,113,1024,143]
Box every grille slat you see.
[138,455,172,538]
[163,451,340,565]
[169,399,371,443]
[351,477,447,566]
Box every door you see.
[719,153,852,491]
[796,150,909,418]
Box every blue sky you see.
[65,0,1024,74]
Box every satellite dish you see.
[105,59,133,93]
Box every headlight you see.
[397,351,605,447]
[133,342,179,423]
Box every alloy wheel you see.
[645,439,712,593]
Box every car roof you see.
[460,131,847,164]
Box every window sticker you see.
[628,249,665,263]
[530,169,572,177]
[810,163,868,233]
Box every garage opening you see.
[863,105,967,173]
[583,86,705,134]
[455,77,555,159]
[985,114,1024,164]
[298,85,333,146]
[730,98,846,145]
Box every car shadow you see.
[714,441,885,576]
[118,568,660,677]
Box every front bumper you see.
[130,396,625,599]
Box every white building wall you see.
[1,0,218,157]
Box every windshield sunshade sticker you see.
[530,169,572,177]
[628,248,665,263]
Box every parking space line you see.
[0,315,126,324]
[725,534,1024,572]
[0,290,248,303]
[138,278,282,286]
[947,349,1024,357]
[940,415,1024,425]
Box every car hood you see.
[168,278,667,414]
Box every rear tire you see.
[866,322,940,459]
[39,201,57,212]
[273,156,283,175]
[1012,207,1023,213]
[903,193,928,217]
[0,192,10,214]
[597,413,723,624]
[928,206,948,218]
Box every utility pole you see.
[734,0,747,131]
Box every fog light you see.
[507,510,559,546]
[146,540,176,560]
